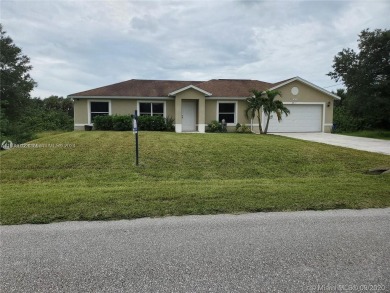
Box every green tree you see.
[262,90,290,134]
[245,89,290,134]
[333,88,348,107]
[22,96,74,131]
[1,24,37,142]
[0,24,37,120]
[328,29,390,129]
[245,89,265,134]
[332,88,366,132]
[43,96,74,116]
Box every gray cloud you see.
[1,0,389,97]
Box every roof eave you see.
[69,95,174,100]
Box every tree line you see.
[0,24,73,143]
[329,29,390,132]
[1,96,74,143]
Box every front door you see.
[182,100,197,132]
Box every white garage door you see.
[265,104,323,132]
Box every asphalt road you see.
[1,209,389,293]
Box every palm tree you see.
[245,89,266,134]
[245,89,290,134]
[262,90,290,134]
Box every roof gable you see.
[270,76,341,100]
[168,85,212,97]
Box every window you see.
[139,102,164,116]
[90,101,109,122]
[218,102,236,123]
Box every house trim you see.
[207,96,248,100]
[216,101,238,126]
[175,124,182,133]
[88,99,112,125]
[168,85,212,97]
[198,124,206,133]
[73,96,174,100]
[137,101,167,118]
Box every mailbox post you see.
[133,110,139,166]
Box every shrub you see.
[112,115,133,131]
[93,115,113,130]
[0,121,36,144]
[137,115,166,131]
[165,116,175,132]
[332,106,366,133]
[236,123,252,133]
[93,115,174,131]
[206,120,223,133]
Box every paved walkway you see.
[273,133,390,155]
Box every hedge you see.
[93,115,174,131]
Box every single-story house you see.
[69,77,340,133]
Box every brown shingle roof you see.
[69,78,283,98]
[269,77,295,88]
[197,79,272,97]
[69,79,202,97]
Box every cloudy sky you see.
[1,0,389,98]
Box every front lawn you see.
[1,131,389,225]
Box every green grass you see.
[341,130,390,140]
[34,130,72,139]
[1,131,389,225]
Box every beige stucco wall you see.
[276,80,335,132]
[111,99,137,116]
[237,100,252,125]
[73,99,88,126]
[205,100,216,124]
[166,100,175,119]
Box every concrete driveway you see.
[273,133,390,155]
